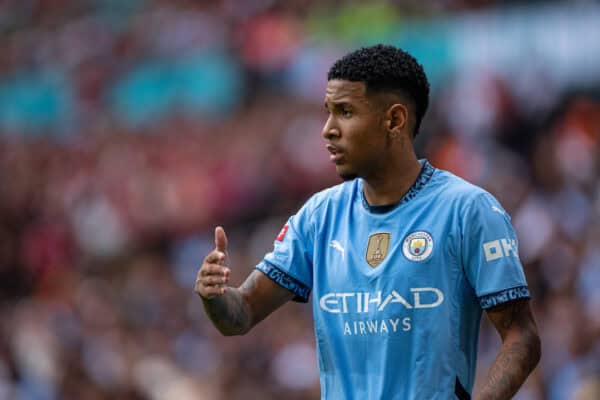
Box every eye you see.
[342,109,353,118]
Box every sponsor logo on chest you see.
[319,288,444,314]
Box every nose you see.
[322,115,340,140]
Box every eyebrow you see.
[324,101,352,109]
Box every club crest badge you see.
[366,232,390,268]
[402,231,433,262]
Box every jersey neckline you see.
[359,159,436,214]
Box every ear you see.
[385,103,408,137]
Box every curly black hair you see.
[327,44,430,137]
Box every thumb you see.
[215,226,228,254]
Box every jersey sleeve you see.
[461,192,530,310]
[255,200,316,303]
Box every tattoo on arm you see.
[202,286,252,336]
[239,270,259,294]
[202,270,293,336]
[477,299,541,400]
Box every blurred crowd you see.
[1,0,600,399]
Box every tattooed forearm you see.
[477,300,541,400]
[202,272,260,336]
[477,336,540,399]
[202,270,294,336]
[202,288,252,336]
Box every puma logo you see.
[330,240,345,260]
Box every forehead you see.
[324,80,369,104]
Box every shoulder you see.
[294,180,356,221]
[432,168,498,204]
[433,169,511,225]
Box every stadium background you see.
[1,0,599,399]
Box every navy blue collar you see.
[360,159,435,214]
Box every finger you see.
[215,226,228,254]
[196,285,227,298]
[204,250,227,265]
[199,263,230,277]
[200,275,229,286]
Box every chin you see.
[337,169,358,181]
[335,162,359,181]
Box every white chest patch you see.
[402,231,434,262]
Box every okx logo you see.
[483,238,518,262]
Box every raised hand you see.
[195,226,231,299]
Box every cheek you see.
[341,116,383,149]
[344,120,371,143]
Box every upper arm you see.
[461,193,530,307]
[239,196,322,328]
[486,298,540,344]
[239,269,295,328]
[485,299,542,376]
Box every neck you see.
[362,152,422,206]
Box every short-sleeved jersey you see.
[256,160,530,400]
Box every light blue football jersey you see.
[256,160,530,400]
